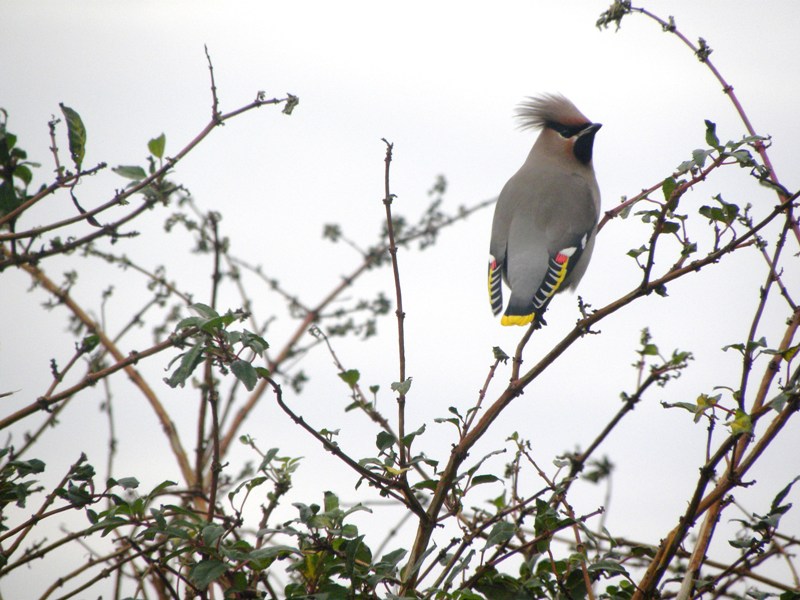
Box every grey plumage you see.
[488,94,602,327]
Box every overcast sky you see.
[2,1,799,596]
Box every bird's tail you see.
[500,247,578,327]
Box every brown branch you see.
[0,163,108,234]
[462,356,503,436]
[0,255,196,485]
[0,326,196,433]
[380,139,409,470]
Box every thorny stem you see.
[739,215,794,410]
[462,357,503,435]
[13,343,89,458]
[47,114,64,178]
[205,386,222,523]
[205,45,221,121]
[381,139,409,470]
[511,324,535,381]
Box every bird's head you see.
[516,94,601,166]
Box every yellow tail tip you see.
[501,314,535,327]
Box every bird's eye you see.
[549,123,586,139]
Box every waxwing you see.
[488,94,602,327]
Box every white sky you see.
[2,1,799,597]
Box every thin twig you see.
[380,139,409,469]
[263,377,426,518]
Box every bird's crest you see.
[515,94,590,130]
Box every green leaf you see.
[642,343,659,356]
[282,94,300,115]
[13,164,33,185]
[148,479,177,498]
[413,479,437,491]
[148,133,166,159]
[201,523,225,547]
[375,548,407,575]
[190,302,219,319]
[484,521,515,548]
[246,545,300,563]
[113,165,147,181]
[115,477,139,489]
[704,119,720,149]
[401,424,425,447]
[164,342,204,388]
[59,103,87,170]
[375,431,395,452]
[661,221,680,234]
[471,474,501,486]
[692,148,710,168]
[338,369,360,389]
[0,179,21,217]
[150,507,167,529]
[729,409,752,436]
[231,360,257,391]
[675,158,695,174]
[323,490,339,513]
[723,337,767,355]
[492,346,509,363]
[189,559,228,589]
[627,245,648,259]
[661,177,677,202]
[770,475,800,514]
[80,334,100,353]
[240,329,269,354]
[391,377,412,396]
[175,316,203,330]
[588,559,629,576]
[11,458,46,476]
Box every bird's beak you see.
[581,123,602,137]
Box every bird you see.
[488,94,602,327]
